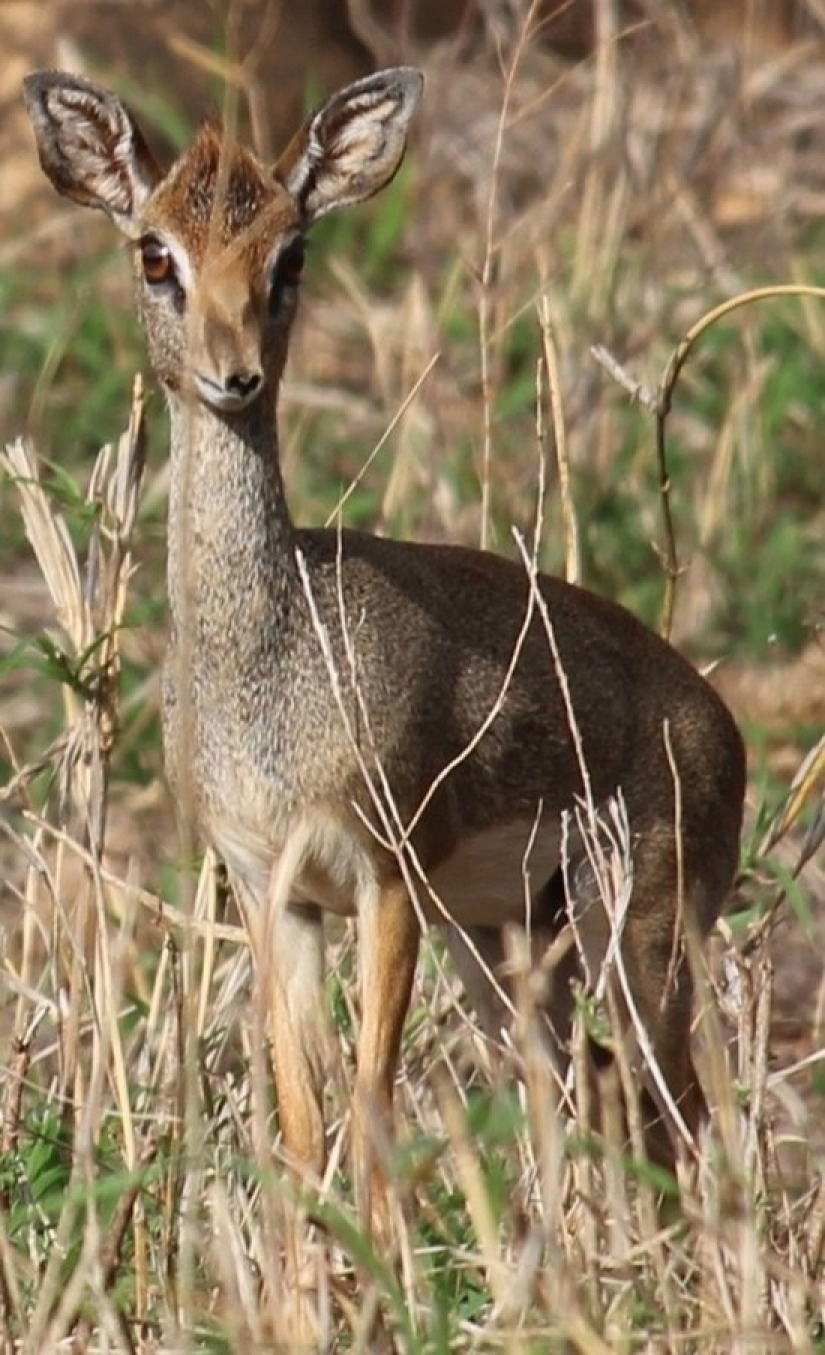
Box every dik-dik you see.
[24,66,745,1240]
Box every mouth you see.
[194,373,263,413]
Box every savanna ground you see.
[1,1,825,1350]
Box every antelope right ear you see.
[22,70,160,236]
[275,67,424,226]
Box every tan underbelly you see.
[423,814,563,927]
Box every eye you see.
[139,235,176,287]
[268,237,305,313]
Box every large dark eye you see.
[268,237,305,313]
[139,235,176,287]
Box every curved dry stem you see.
[655,284,825,639]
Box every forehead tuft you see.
[149,122,294,252]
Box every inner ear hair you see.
[22,69,159,226]
[274,67,424,225]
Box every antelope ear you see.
[275,67,424,226]
[22,69,160,235]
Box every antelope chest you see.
[208,801,381,920]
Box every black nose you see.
[225,370,263,400]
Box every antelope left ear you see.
[274,67,424,226]
[22,69,160,235]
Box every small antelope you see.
[24,67,745,1247]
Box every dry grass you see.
[2,4,825,1350]
[0,393,822,1349]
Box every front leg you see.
[230,842,330,1182]
[261,853,330,1351]
[268,899,329,1180]
[354,877,420,1250]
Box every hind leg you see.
[556,828,720,1174]
[615,908,709,1171]
[445,912,580,1079]
[598,830,717,1172]
[444,924,510,1043]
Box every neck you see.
[166,391,298,652]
